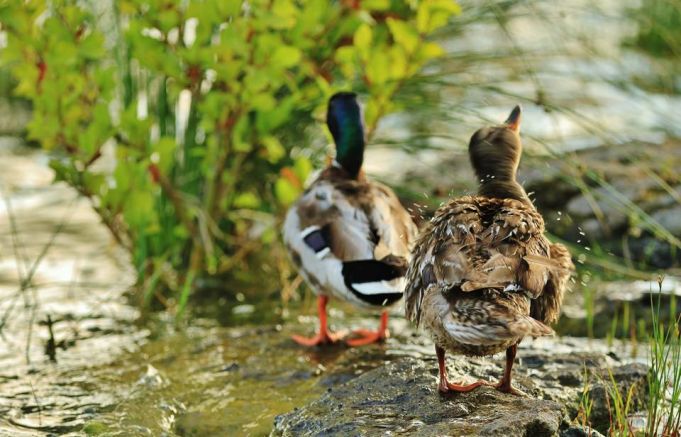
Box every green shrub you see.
[0,0,458,311]
[634,0,681,56]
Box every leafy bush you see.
[0,0,458,310]
[634,0,681,57]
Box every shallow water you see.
[1,0,680,435]
[0,142,426,435]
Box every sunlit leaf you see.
[233,192,261,209]
[275,177,300,206]
[293,156,312,183]
[387,18,419,53]
[262,136,286,163]
[270,45,302,68]
[354,24,373,59]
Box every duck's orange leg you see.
[346,311,389,347]
[436,346,490,393]
[292,295,346,346]
[495,343,524,396]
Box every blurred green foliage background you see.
[1,0,680,321]
[0,0,458,312]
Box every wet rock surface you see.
[274,357,566,436]
[274,339,648,436]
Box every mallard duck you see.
[404,106,573,395]
[283,92,418,347]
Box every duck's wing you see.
[530,242,574,325]
[366,181,418,260]
[476,199,553,297]
[405,196,566,326]
[405,197,483,326]
[283,178,412,306]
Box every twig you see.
[27,376,42,427]
[0,197,76,334]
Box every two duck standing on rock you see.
[283,92,574,396]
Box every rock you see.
[618,237,676,269]
[273,347,649,436]
[565,186,629,236]
[560,424,606,437]
[652,205,681,236]
[273,357,567,436]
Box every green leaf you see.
[275,177,299,206]
[366,50,390,84]
[388,46,408,78]
[419,41,445,60]
[270,45,302,68]
[417,0,460,33]
[152,137,177,174]
[124,190,156,229]
[293,156,312,183]
[219,1,243,17]
[79,33,106,60]
[353,24,372,59]
[387,18,419,53]
[256,97,294,132]
[233,192,261,209]
[334,46,358,79]
[261,136,285,163]
[251,93,277,111]
[232,117,252,152]
[362,0,390,11]
[272,0,298,28]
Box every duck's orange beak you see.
[504,105,522,133]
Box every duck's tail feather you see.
[341,255,407,306]
[442,299,554,346]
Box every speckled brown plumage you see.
[405,195,571,347]
[404,105,574,395]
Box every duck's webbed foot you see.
[292,295,347,347]
[439,378,490,393]
[346,311,389,347]
[494,379,525,396]
[346,328,387,346]
[291,329,347,346]
[436,345,490,394]
[493,342,525,396]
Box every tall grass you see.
[646,278,681,435]
[604,367,638,435]
[575,278,681,435]
[577,367,595,431]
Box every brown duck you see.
[404,106,573,395]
